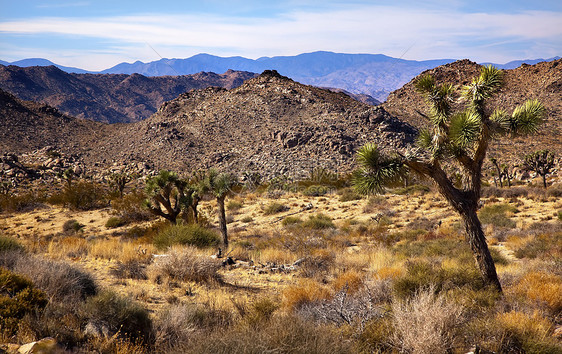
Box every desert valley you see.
[0,54,561,354]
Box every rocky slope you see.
[383,59,562,160]
[0,65,257,123]
[95,70,416,178]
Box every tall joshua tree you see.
[144,170,192,224]
[203,169,238,248]
[353,65,545,292]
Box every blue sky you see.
[1,0,561,70]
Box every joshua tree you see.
[523,150,555,188]
[353,65,545,292]
[490,157,515,187]
[202,169,239,248]
[108,172,135,198]
[144,170,192,224]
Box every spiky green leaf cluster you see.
[449,111,481,149]
[203,169,239,199]
[352,144,407,194]
[462,65,503,107]
[415,74,455,125]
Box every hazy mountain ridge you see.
[4,52,558,102]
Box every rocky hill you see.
[0,65,257,123]
[0,89,109,153]
[92,70,416,178]
[383,59,562,161]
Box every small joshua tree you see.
[202,169,239,248]
[144,170,192,224]
[490,157,515,188]
[353,65,545,292]
[108,172,136,198]
[523,150,555,188]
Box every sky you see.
[1,0,561,71]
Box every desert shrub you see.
[62,219,84,234]
[337,187,363,202]
[0,267,48,336]
[478,203,517,228]
[281,216,303,226]
[14,255,97,300]
[546,183,562,198]
[149,246,222,283]
[558,210,562,221]
[514,233,562,259]
[391,286,463,353]
[393,260,485,299]
[227,200,243,211]
[492,310,560,353]
[302,184,330,197]
[482,186,529,198]
[303,213,335,229]
[299,250,335,278]
[240,215,253,223]
[263,201,289,215]
[282,279,331,311]
[110,259,148,280]
[0,235,25,253]
[514,271,562,313]
[332,270,364,294]
[110,189,154,222]
[48,180,107,210]
[393,238,473,262]
[84,290,153,345]
[154,223,220,250]
[105,216,125,228]
[185,314,352,354]
[0,190,45,213]
[393,184,431,195]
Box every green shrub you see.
[0,235,25,253]
[62,219,84,234]
[514,233,562,259]
[263,202,288,215]
[393,184,431,195]
[227,200,243,211]
[282,216,303,226]
[393,260,485,299]
[241,216,254,223]
[478,203,518,228]
[48,180,107,210]
[557,210,562,222]
[154,223,220,250]
[301,185,329,197]
[338,187,363,202]
[84,290,153,345]
[0,267,48,336]
[302,214,335,229]
[105,216,125,228]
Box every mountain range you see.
[3,52,559,101]
[1,59,560,180]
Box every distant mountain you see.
[2,52,559,101]
[481,57,561,70]
[1,58,92,74]
[100,52,454,101]
[0,65,257,123]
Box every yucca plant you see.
[202,169,239,247]
[144,170,193,224]
[353,65,545,292]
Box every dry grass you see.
[282,279,332,310]
[513,271,562,313]
[391,285,464,353]
[148,246,222,284]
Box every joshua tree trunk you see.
[217,196,228,247]
[541,174,547,189]
[461,207,503,292]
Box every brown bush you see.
[148,246,222,284]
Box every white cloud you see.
[1,4,560,69]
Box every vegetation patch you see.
[154,223,220,250]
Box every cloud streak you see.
[1,4,560,69]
